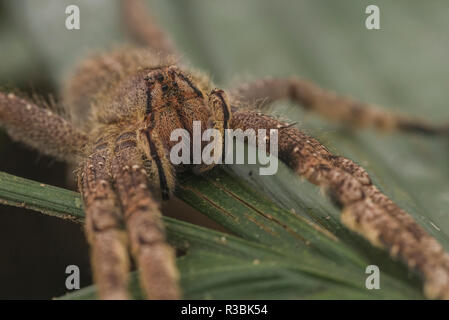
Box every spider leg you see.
[194,89,232,173]
[230,109,449,299]
[79,139,131,300]
[0,92,87,162]
[230,77,449,135]
[111,132,180,299]
[121,0,177,56]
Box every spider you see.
[1,0,449,300]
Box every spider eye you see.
[156,74,164,82]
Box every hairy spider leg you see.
[121,0,177,56]
[80,138,130,300]
[230,77,449,135]
[230,109,449,299]
[193,89,232,173]
[111,135,180,299]
[0,93,87,162]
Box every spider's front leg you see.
[80,129,179,300]
[230,110,449,299]
[111,130,180,299]
[230,77,449,135]
[79,139,131,300]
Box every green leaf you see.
[0,172,84,223]
[0,171,423,299]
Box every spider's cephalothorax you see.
[1,0,449,300]
[69,51,229,200]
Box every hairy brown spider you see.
[1,0,449,299]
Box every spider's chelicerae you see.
[1,0,449,300]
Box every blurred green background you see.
[1,0,449,299]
